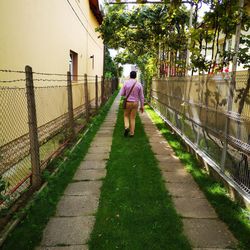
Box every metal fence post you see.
[84,74,90,121]
[25,65,41,189]
[101,76,105,105]
[67,71,75,138]
[95,75,98,111]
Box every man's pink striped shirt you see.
[120,79,144,107]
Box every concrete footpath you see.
[37,94,237,250]
[37,95,120,250]
[140,111,237,249]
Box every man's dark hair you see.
[130,71,137,79]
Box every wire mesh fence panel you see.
[0,68,118,212]
[72,78,89,132]
[87,78,96,111]
[34,83,69,170]
[151,71,250,196]
[0,86,28,146]
[0,74,31,207]
[72,82,85,122]
[35,85,68,128]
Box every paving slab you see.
[149,140,170,145]
[144,130,162,136]
[64,181,102,196]
[97,125,114,129]
[145,130,158,134]
[193,248,232,250]
[183,218,237,248]
[90,141,112,147]
[165,182,205,198]
[154,153,176,161]
[103,119,116,122]
[149,139,168,145]
[78,160,106,170]
[73,169,106,181]
[36,246,88,250]
[162,170,197,184]
[144,122,159,126]
[41,216,95,247]
[84,153,109,161]
[98,128,115,132]
[159,162,184,172]
[96,128,114,132]
[90,140,112,146]
[93,136,112,141]
[150,143,173,155]
[101,123,115,127]
[149,137,169,144]
[56,195,99,216]
[143,124,159,128]
[172,197,217,218]
[144,127,159,131]
[88,146,110,154]
[95,133,113,138]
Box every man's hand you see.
[140,107,144,113]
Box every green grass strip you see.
[88,103,191,250]
[2,92,118,250]
[146,105,250,250]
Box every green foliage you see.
[190,0,250,73]
[100,1,249,107]
[99,1,249,77]
[238,35,250,68]
[104,47,122,79]
[98,3,189,82]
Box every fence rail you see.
[0,66,118,209]
[150,70,250,197]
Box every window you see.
[69,50,78,81]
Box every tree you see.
[97,2,189,97]
[104,47,123,79]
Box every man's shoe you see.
[129,134,134,138]
[124,128,129,137]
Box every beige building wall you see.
[0,0,104,77]
[0,0,104,144]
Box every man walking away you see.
[120,71,144,137]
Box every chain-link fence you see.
[0,67,118,211]
[150,70,250,197]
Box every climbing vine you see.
[99,1,249,98]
